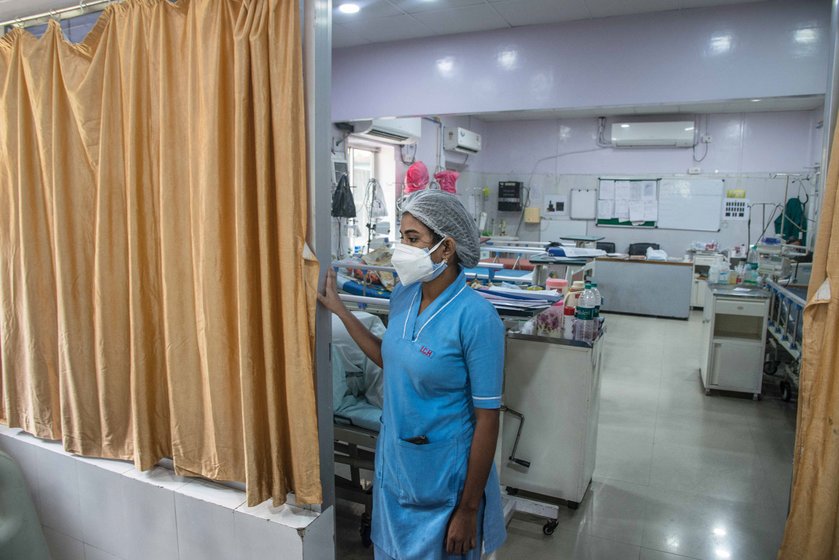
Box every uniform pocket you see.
[388,437,460,508]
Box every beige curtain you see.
[778,123,839,556]
[0,0,321,507]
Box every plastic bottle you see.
[708,262,721,284]
[574,283,597,343]
[590,282,602,318]
[562,306,576,339]
[590,282,603,337]
[719,265,730,285]
[744,262,760,285]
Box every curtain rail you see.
[0,0,116,30]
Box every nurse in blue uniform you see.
[319,190,506,559]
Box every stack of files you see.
[472,286,560,314]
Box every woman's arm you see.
[445,408,500,555]
[317,268,383,368]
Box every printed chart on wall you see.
[596,179,658,228]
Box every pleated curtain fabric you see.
[0,0,321,507]
[777,123,839,557]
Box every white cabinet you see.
[691,278,708,308]
[700,285,769,399]
[500,331,605,507]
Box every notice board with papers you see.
[596,178,659,228]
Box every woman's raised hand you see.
[317,268,349,317]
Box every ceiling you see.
[333,0,769,48]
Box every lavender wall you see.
[333,0,830,122]
[478,111,821,176]
[443,110,821,255]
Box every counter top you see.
[708,284,769,299]
[595,257,693,267]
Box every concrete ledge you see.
[0,425,333,560]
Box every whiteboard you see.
[657,179,724,231]
[570,189,597,220]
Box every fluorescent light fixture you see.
[713,527,727,537]
[714,548,731,559]
[620,123,630,128]
[685,127,694,131]
[751,98,761,102]
[338,3,360,14]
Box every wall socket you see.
[700,135,712,143]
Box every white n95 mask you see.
[391,238,448,286]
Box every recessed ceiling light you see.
[620,124,630,128]
[338,3,360,14]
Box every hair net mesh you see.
[400,190,481,268]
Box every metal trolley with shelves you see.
[499,326,606,535]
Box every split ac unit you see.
[610,121,695,148]
[444,127,482,154]
[352,117,421,145]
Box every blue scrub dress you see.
[371,268,507,560]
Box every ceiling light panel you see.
[492,0,591,28]
[409,4,510,36]
[586,0,679,19]
[390,0,487,15]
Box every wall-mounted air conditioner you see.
[610,121,695,148]
[444,127,482,154]
[352,117,421,145]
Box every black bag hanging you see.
[331,174,357,218]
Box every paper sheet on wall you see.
[599,181,615,200]
[597,200,614,219]
[614,181,631,200]
[629,201,644,222]
[630,182,643,202]
[644,200,658,221]
[615,199,629,220]
[642,181,656,200]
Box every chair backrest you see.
[628,242,660,256]
[596,242,616,253]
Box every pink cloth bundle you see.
[434,169,459,194]
[404,162,429,194]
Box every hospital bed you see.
[331,311,386,548]
[764,279,806,402]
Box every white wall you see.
[449,110,821,255]
[0,427,331,560]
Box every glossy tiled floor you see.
[336,311,797,559]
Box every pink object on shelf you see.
[434,169,460,194]
[404,161,429,194]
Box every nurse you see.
[319,190,506,559]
